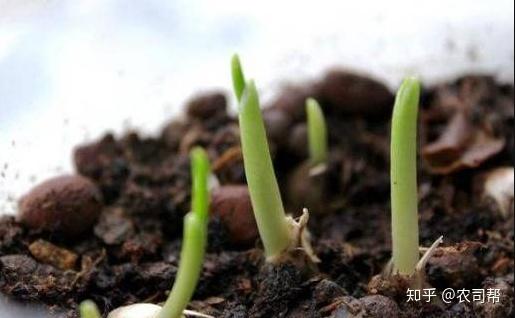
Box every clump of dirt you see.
[0,73,513,318]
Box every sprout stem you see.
[306,98,328,166]
[80,300,101,318]
[157,147,210,318]
[231,54,246,102]
[239,80,291,260]
[391,77,421,276]
[191,147,210,222]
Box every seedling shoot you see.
[80,300,101,318]
[157,147,210,318]
[390,77,421,276]
[306,98,328,166]
[238,80,292,261]
[231,54,246,102]
[232,55,320,263]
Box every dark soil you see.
[0,73,513,318]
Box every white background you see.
[0,1,513,314]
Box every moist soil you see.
[0,72,513,317]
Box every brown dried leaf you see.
[423,112,505,174]
[422,111,473,164]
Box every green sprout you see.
[306,98,328,166]
[157,147,210,318]
[231,54,292,260]
[390,77,421,276]
[79,300,101,318]
[231,54,246,102]
[238,80,292,261]
[231,55,319,264]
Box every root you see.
[382,236,444,289]
[267,208,320,264]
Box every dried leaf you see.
[423,112,505,174]
[422,111,472,164]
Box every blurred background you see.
[0,0,513,316]
[0,0,514,221]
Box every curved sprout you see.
[390,77,421,276]
[157,147,210,318]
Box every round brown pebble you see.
[210,185,258,245]
[317,70,394,116]
[186,92,227,120]
[18,175,103,237]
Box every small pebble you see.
[317,70,393,116]
[210,185,258,245]
[18,175,103,237]
[186,92,227,120]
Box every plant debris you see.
[28,239,78,271]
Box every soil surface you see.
[0,72,513,318]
